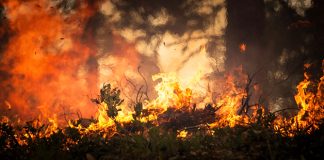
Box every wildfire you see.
[0,0,101,123]
[147,72,193,111]
[0,0,323,142]
[2,61,323,139]
[84,64,323,137]
[0,0,143,124]
[273,64,324,136]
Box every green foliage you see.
[98,83,124,119]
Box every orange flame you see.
[0,1,323,139]
[0,1,142,125]
[273,63,324,136]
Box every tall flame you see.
[0,0,101,123]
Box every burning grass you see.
[1,65,323,159]
[1,116,323,159]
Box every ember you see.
[239,43,246,53]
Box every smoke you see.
[0,0,229,123]
[0,0,102,122]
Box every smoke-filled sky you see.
[0,0,228,122]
